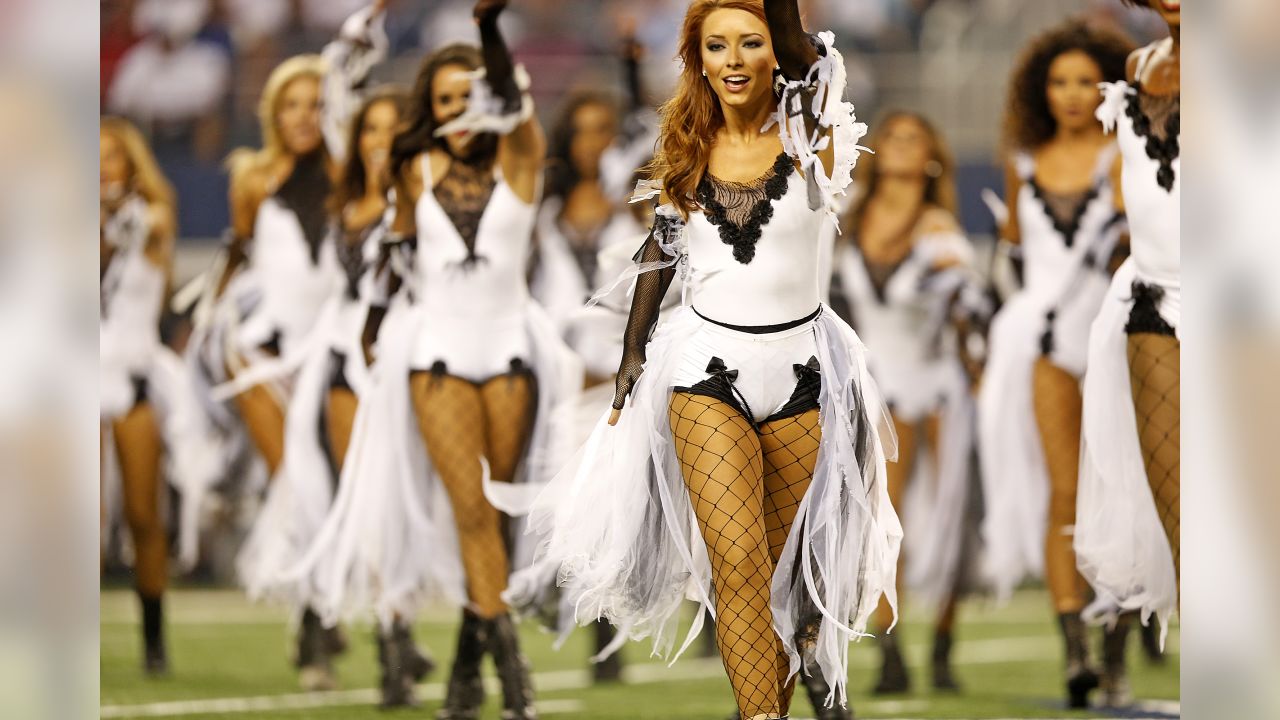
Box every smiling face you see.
[875,115,934,180]
[1150,0,1181,27]
[1046,49,1104,135]
[431,63,476,157]
[276,75,322,156]
[358,99,400,188]
[100,130,130,203]
[699,8,777,113]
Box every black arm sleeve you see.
[476,7,520,113]
[612,216,678,410]
[764,0,820,81]
[621,37,645,115]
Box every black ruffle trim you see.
[697,153,795,265]
[1126,85,1180,193]
[1124,281,1177,337]
[1028,179,1100,249]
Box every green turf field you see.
[101,588,1178,719]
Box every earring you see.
[925,160,943,178]
[702,69,707,77]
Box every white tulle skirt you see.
[100,345,225,572]
[897,360,978,610]
[501,305,901,706]
[1075,259,1178,638]
[283,293,582,629]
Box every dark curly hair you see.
[1002,19,1135,153]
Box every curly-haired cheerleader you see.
[505,2,901,718]
[977,18,1140,708]
[1075,0,1181,657]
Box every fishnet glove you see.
[611,215,679,412]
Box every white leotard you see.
[101,195,164,411]
[409,156,537,381]
[1014,145,1123,375]
[238,197,342,355]
[685,167,824,327]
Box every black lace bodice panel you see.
[697,153,795,265]
[434,156,497,266]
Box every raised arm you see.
[475,0,545,203]
[321,0,391,163]
[764,0,820,82]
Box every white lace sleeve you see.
[764,31,869,232]
[1096,81,1133,135]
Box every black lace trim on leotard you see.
[1127,85,1180,193]
[434,155,497,270]
[275,150,332,265]
[336,224,375,301]
[1028,179,1099,249]
[1125,281,1176,337]
[696,153,795,265]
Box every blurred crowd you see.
[101,0,1164,238]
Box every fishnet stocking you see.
[759,409,822,715]
[1032,358,1090,614]
[670,392,779,720]
[1127,334,1180,582]
[325,387,358,471]
[410,371,536,619]
[113,402,168,598]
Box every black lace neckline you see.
[1127,82,1180,192]
[697,153,795,265]
[337,222,377,300]
[434,156,497,270]
[274,150,331,265]
[1027,178,1100,249]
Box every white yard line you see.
[101,639,1178,719]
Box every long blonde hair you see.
[845,111,958,234]
[227,54,326,176]
[100,115,177,237]
[649,0,770,220]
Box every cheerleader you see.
[978,19,1137,708]
[829,112,980,695]
[293,1,581,717]
[203,0,389,690]
[101,117,221,675]
[506,2,901,718]
[1075,0,1180,656]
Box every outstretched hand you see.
[474,0,508,23]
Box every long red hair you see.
[650,0,771,220]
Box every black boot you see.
[296,608,336,691]
[394,619,436,682]
[802,666,854,719]
[1059,612,1099,709]
[931,630,961,692]
[140,593,169,676]
[488,614,537,720]
[1139,617,1165,665]
[592,620,623,684]
[872,634,910,695]
[378,619,430,709]
[437,610,488,720]
[1099,615,1133,708]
